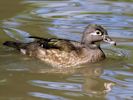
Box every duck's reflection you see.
[29,64,115,97]
[78,66,115,96]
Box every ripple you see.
[102,69,133,99]
[29,92,69,100]
[29,80,82,92]
[101,69,133,99]
[106,87,133,100]
[3,28,33,42]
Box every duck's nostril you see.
[103,38,110,42]
[105,38,108,41]
[103,37,116,46]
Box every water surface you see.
[0,0,133,100]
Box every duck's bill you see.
[103,36,116,46]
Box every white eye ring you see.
[95,30,102,36]
[90,30,103,36]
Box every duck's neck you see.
[81,43,105,62]
[81,42,101,50]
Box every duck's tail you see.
[3,41,25,50]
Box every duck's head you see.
[81,24,116,47]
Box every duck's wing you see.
[29,36,79,52]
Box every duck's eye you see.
[90,30,103,36]
[96,30,102,36]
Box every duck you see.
[3,24,116,68]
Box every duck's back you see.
[3,37,83,67]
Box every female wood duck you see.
[3,24,116,68]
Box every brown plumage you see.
[3,24,116,68]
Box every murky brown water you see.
[0,0,133,100]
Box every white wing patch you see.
[20,49,26,55]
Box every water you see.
[0,0,133,100]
